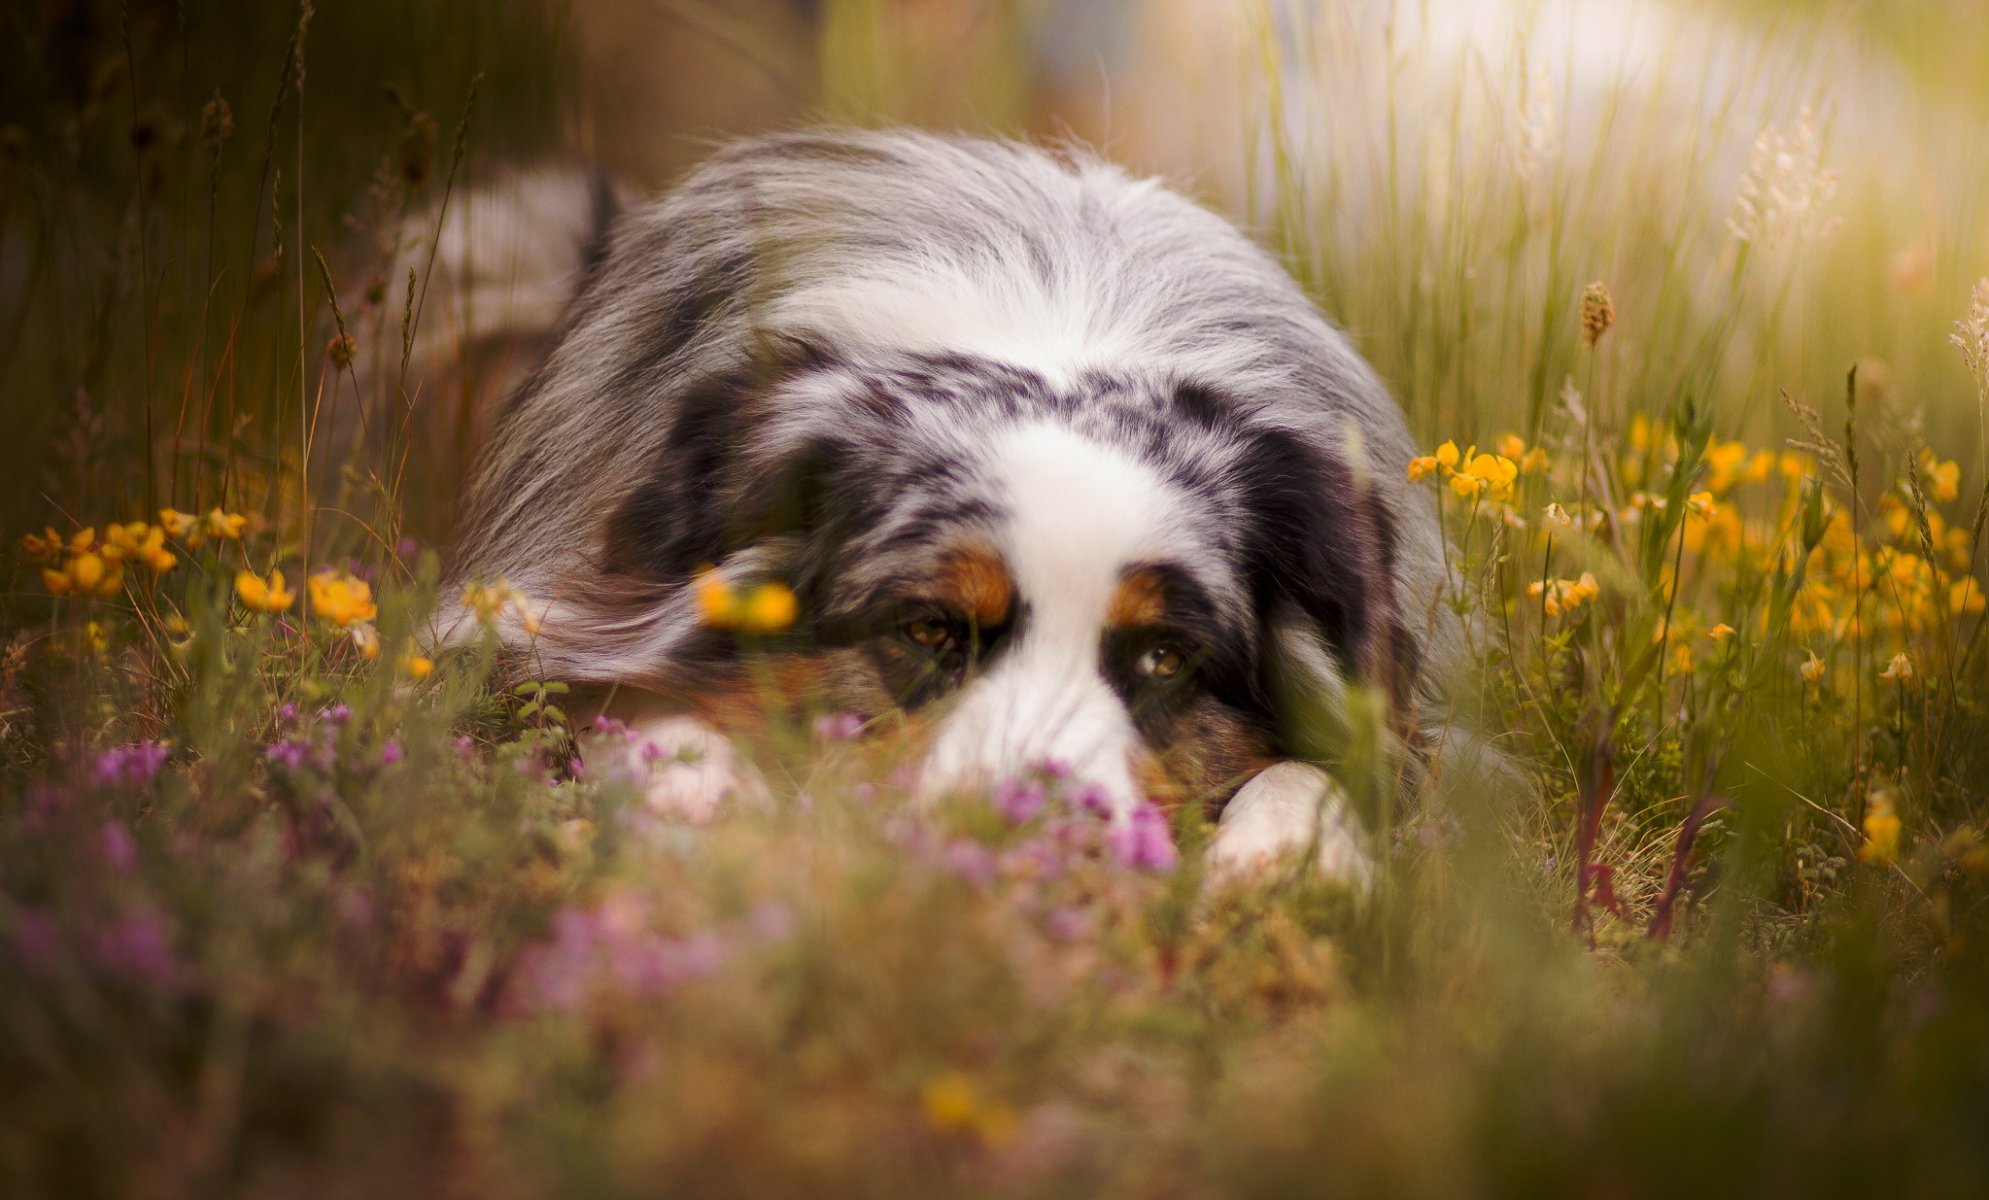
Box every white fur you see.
[1210,761,1373,888]
[918,422,1191,817]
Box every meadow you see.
[3,1,1988,1196]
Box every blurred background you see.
[1,0,1986,555]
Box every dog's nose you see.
[915,668,1144,823]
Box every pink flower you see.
[100,821,138,873]
[1107,804,1179,872]
[993,777,1047,823]
[812,712,865,741]
[941,839,999,887]
[93,741,169,787]
[748,900,796,942]
[380,739,404,766]
[92,912,180,988]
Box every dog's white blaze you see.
[919,422,1187,817]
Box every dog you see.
[444,129,1462,882]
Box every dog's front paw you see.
[1208,761,1373,888]
[588,709,765,823]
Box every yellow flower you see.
[1670,643,1695,676]
[694,568,736,625]
[1448,472,1483,500]
[1952,578,1986,616]
[1856,791,1901,866]
[19,526,65,562]
[43,549,124,598]
[1799,650,1825,682]
[79,621,109,654]
[1704,441,1748,494]
[1406,455,1439,482]
[235,569,296,613]
[1685,491,1716,516]
[1879,652,1914,684]
[106,522,176,574]
[1435,440,1461,469]
[746,583,798,631]
[919,1071,1018,1147]
[308,571,378,628]
[1919,449,1960,503]
[1526,572,1599,619]
[202,509,249,541]
[1520,447,1550,474]
[350,622,381,659]
[1466,452,1520,500]
[402,653,435,680]
[1707,623,1736,642]
[1496,434,1528,461]
[159,508,199,539]
[694,568,799,633]
[461,579,528,626]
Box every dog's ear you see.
[602,336,846,580]
[1239,425,1409,717]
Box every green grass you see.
[3,2,1988,1197]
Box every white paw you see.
[587,707,765,823]
[1209,762,1374,889]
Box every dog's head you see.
[602,345,1411,816]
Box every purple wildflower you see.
[941,838,1000,888]
[812,712,865,742]
[1107,804,1179,872]
[266,740,308,770]
[93,741,169,787]
[1045,905,1095,942]
[93,911,180,988]
[320,703,352,726]
[337,889,374,928]
[380,739,404,766]
[1070,784,1115,819]
[993,777,1048,824]
[100,822,138,874]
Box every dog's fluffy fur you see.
[445,129,1461,878]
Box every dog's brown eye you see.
[902,616,957,652]
[1135,644,1185,680]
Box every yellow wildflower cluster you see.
[1407,438,1533,502]
[1526,571,1600,618]
[694,568,799,633]
[308,570,378,629]
[25,520,186,598]
[1788,475,1982,646]
[159,507,250,547]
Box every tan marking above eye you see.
[933,544,1014,628]
[1135,645,1185,680]
[1108,568,1169,629]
